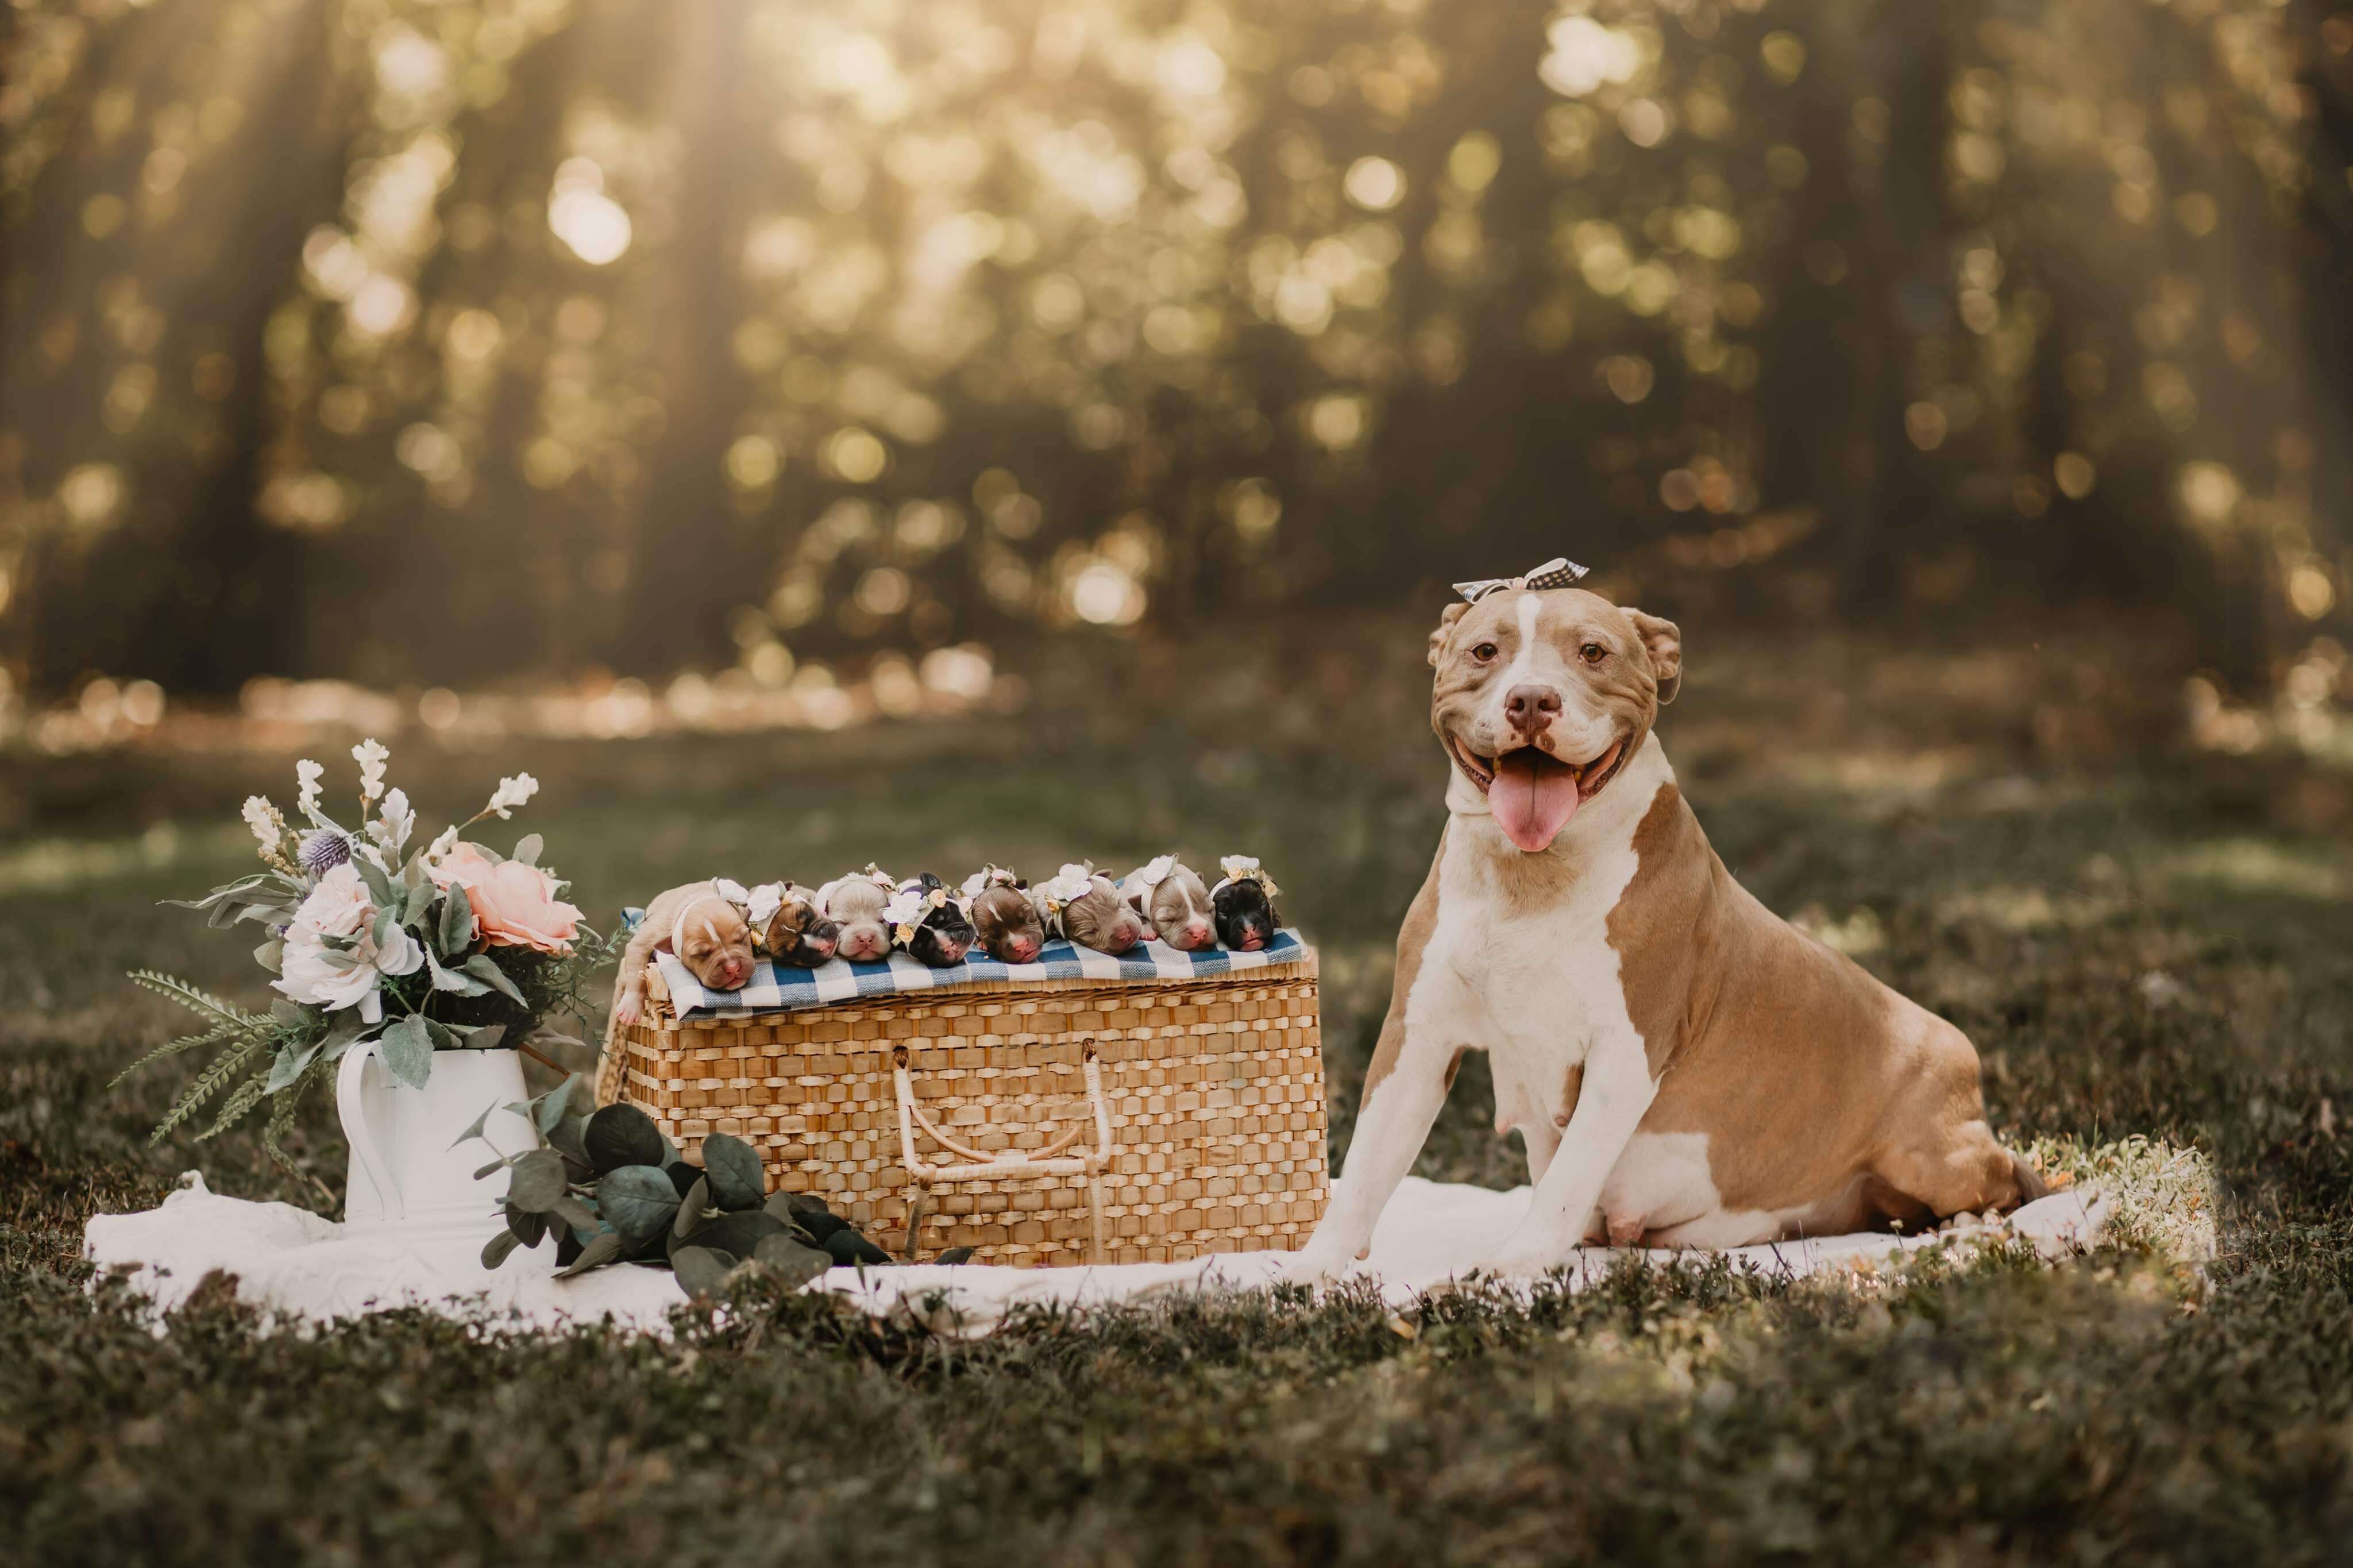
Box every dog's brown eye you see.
[1472,642,1499,662]
[1581,643,1607,664]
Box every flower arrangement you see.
[117,741,616,1163]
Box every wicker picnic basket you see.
[595,956,1328,1268]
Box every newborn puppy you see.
[1209,856,1282,952]
[760,881,840,968]
[1034,862,1145,955]
[887,874,975,967]
[609,880,757,1033]
[963,865,1046,963]
[816,865,896,963]
[1120,855,1216,951]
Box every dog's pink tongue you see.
[1491,751,1579,852]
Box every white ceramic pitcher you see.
[337,1042,540,1240]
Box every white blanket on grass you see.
[84,1174,2107,1339]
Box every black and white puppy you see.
[1209,856,1281,952]
[760,882,841,968]
[888,874,975,967]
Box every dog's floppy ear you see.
[1624,609,1683,704]
[1428,602,1470,669]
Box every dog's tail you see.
[2007,1149,2050,1207]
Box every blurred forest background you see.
[4,0,2353,741]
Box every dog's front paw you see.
[613,991,642,1030]
[1483,1233,1580,1280]
[1274,1239,1360,1289]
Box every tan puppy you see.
[1286,584,2042,1280]
[1120,856,1216,951]
[1032,862,1144,954]
[608,881,757,1034]
[815,866,896,963]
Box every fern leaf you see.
[149,1037,266,1144]
[107,1022,239,1089]
[261,1063,317,1172]
[197,1068,274,1142]
[128,970,260,1028]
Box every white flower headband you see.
[884,883,951,946]
[961,864,1021,901]
[860,863,896,891]
[1209,855,1281,900]
[1029,862,1106,936]
[1132,853,1178,894]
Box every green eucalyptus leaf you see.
[584,1103,667,1175]
[934,1247,975,1266]
[670,1245,735,1301]
[700,1134,767,1212]
[424,947,470,994]
[264,1041,321,1094]
[754,1235,834,1289]
[512,832,544,867]
[688,1210,788,1260]
[480,1229,523,1270]
[422,1018,461,1052]
[354,853,396,910]
[596,1164,682,1242]
[506,1148,566,1211]
[254,940,284,974]
[379,1015,433,1089]
[555,1228,623,1279]
[462,953,527,1006]
[448,1097,500,1150]
[506,1204,549,1248]
[438,884,473,957]
[672,1176,711,1241]
[547,1113,589,1165]
[403,875,436,926]
[533,1072,578,1131]
[472,1156,509,1181]
[371,903,402,954]
[550,1193,599,1231]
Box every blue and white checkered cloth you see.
[649,929,1313,1017]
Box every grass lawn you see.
[5,616,2351,1564]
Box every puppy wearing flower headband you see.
[886,874,976,967]
[1121,855,1217,951]
[607,877,773,1033]
[1208,856,1280,952]
[815,865,897,963]
[963,865,1046,962]
[1031,863,1144,955]
[1284,558,2042,1281]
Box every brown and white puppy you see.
[815,866,896,963]
[1285,585,2044,1280]
[963,866,1046,963]
[1032,862,1145,955]
[761,882,840,968]
[1120,856,1216,951]
[608,880,757,1034]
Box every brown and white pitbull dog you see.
[1285,586,2043,1279]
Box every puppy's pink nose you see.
[1182,921,1212,948]
[1506,682,1563,733]
[808,935,837,959]
[1011,937,1040,961]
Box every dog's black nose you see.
[1506,683,1563,731]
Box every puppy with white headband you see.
[1120,855,1216,951]
[1209,856,1281,952]
[815,864,897,963]
[962,864,1046,963]
[1031,862,1145,955]
[607,878,774,1034]
[887,872,977,967]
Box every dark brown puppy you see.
[962,866,1046,963]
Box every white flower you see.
[1214,855,1280,898]
[484,773,538,820]
[960,864,1019,901]
[369,787,414,857]
[744,882,785,930]
[1137,853,1176,890]
[241,796,280,853]
[272,862,425,1020]
[295,759,324,817]
[423,824,460,864]
[352,738,389,805]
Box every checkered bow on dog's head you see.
[1451,557,1590,604]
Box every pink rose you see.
[431,842,581,954]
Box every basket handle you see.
[892,1039,1116,1264]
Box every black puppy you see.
[1209,855,1281,952]
[888,874,976,967]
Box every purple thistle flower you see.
[299,829,352,878]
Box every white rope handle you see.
[893,1040,1114,1262]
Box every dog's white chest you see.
[1421,785,1652,1083]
